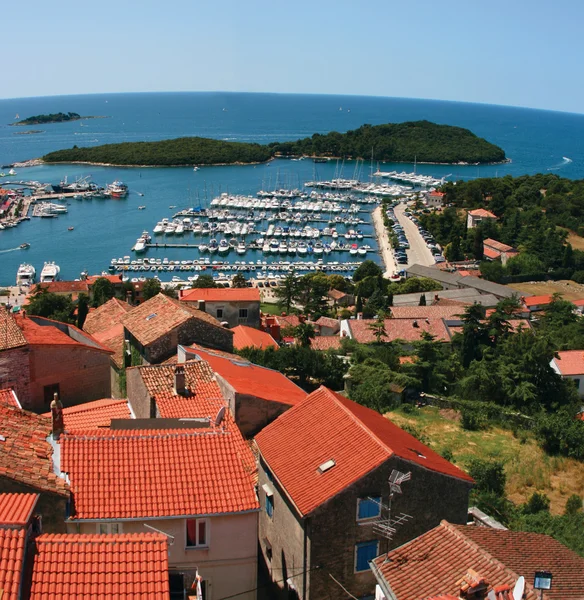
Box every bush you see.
[572,271,584,284]
[536,412,584,459]
[400,423,429,445]
[440,448,454,462]
[401,403,415,414]
[468,459,506,496]
[523,492,550,515]
[565,494,582,515]
[461,407,489,431]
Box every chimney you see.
[458,569,489,599]
[22,310,26,319]
[174,365,187,396]
[126,290,133,305]
[50,393,64,439]
[412,320,419,328]
[149,396,157,418]
[434,293,439,302]
[357,312,363,320]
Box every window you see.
[355,540,379,572]
[238,308,248,323]
[264,466,274,483]
[43,383,60,405]
[574,378,581,388]
[186,518,209,548]
[264,537,273,562]
[357,497,381,521]
[266,494,274,518]
[97,523,122,534]
[216,308,224,319]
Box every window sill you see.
[185,545,209,550]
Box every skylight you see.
[145,313,157,321]
[317,459,336,474]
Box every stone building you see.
[466,208,497,229]
[255,387,473,600]
[0,309,113,412]
[180,287,261,328]
[121,293,233,364]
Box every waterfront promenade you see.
[372,206,396,277]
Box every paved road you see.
[393,204,436,268]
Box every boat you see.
[105,181,128,198]
[138,205,146,210]
[19,243,30,249]
[8,169,17,176]
[218,239,230,255]
[193,166,200,172]
[0,173,5,178]
[16,263,36,286]
[236,241,246,255]
[134,238,146,253]
[313,158,327,164]
[175,222,185,235]
[68,227,74,231]
[40,261,60,283]
[209,239,219,254]
[153,221,165,234]
[297,242,308,255]
[349,244,358,256]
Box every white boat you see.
[40,261,60,283]
[218,239,230,255]
[297,242,308,256]
[237,241,246,255]
[349,244,358,256]
[209,239,219,253]
[153,220,166,234]
[16,263,36,286]
[175,222,185,235]
[313,242,324,255]
[198,244,208,253]
[8,169,16,176]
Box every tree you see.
[445,235,463,262]
[91,277,115,307]
[77,293,89,329]
[353,260,383,283]
[523,492,550,515]
[26,289,75,324]
[356,295,363,314]
[143,278,162,301]
[231,274,247,288]
[275,270,300,314]
[294,323,316,348]
[459,304,488,367]
[473,228,484,261]
[298,273,330,316]
[418,293,427,306]
[363,288,386,318]
[191,274,216,288]
[565,494,582,515]
[368,311,388,344]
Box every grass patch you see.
[260,302,283,316]
[386,405,584,514]
[506,279,584,302]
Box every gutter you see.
[66,507,261,523]
[369,558,397,600]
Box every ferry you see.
[40,261,60,283]
[105,181,128,198]
[16,263,36,286]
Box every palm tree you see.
[294,323,316,348]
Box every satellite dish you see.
[513,576,525,600]
[214,406,226,427]
[487,591,496,600]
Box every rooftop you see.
[0,308,27,351]
[347,317,451,344]
[552,350,584,376]
[122,293,227,347]
[390,306,466,319]
[523,294,554,308]
[468,208,497,219]
[310,336,343,351]
[483,246,501,260]
[31,280,90,295]
[0,493,39,526]
[232,324,279,350]
[0,529,26,600]
[484,238,516,253]
[61,428,259,520]
[0,403,68,497]
[315,316,341,331]
[180,287,260,303]
[30,533,170,600]
[42,399,132,430]
[256,387,472,516]
[0,388,21,409]
[85,273,124,285]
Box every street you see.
[393,203,436,268]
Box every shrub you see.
[536,412,584,459]
[565,494,583,515]
[523,492,551,515]
[400,423,429,445]
[401,403,415,414]
[461,407,489,431]
[572,270,584,284]
[468,459,506,496]
[441,448,454,462]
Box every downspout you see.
[302,516,309,600]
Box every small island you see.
[42,120,506,166]
[12,112,100,126]
[13,129,44,135]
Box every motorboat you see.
[16,263,36,286]
[237,241,246,255]
[40,261,60,283]
[105,181,128,198]
[218,239,230,255]
[209,239,219,254]
[153,221,166,234]
[19,243,31,249]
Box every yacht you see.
[40,261,60,283]
[105,181,128,198]
[175,222,185,235]
[209,239,219,254]
[297,242,308,256]
[8,169,17,176]
[153,220,166,234]
[236,241,246,255]
[218,239,230,255]
[16,263,36,286]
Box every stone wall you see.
[126,367,156,419]
[201,301,261,329]
[0,347,31,407]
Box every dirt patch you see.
[439,408,461,422]
[507,279,584,302]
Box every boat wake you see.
[547,156,573,171]
[0,247,22,254]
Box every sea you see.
[1,91,584,286]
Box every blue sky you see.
[3,0,582,112]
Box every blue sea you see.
[0,91,583,286]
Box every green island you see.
[13,112,98,126]
[41,120,505,166]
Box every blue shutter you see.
[355,540,379,572]
[358,497,381,520]
[266,495,274,518]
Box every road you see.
[393,203,436,268]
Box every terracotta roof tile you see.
[0,529,26,600]
[468,209,497,219]
[0,388,21,408]
[180,287,260,302]
[484,239,515,253]
[30,281,90,295]
[483,247,501,260]
[85,274,124,285]
[552,350,584,376]
[122,293,227,347]
[42,399,132,430]
[310,336,343,351]
[429,191,445,197]
[30,533,170,599]
[0,403,68,497]
[61,429,259,520]
[0,309,27,351]
[315,316,340,331]
[523,295,554,308]
[348,318,450,344]
[232,325,279,350]
[188,345,307,406]
[0,493,39,526]
[390,306,465,319]
[277,314,302,330]
[328,289,347,300]
[256,387,472,516]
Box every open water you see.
[1,92,584,285]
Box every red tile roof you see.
[276,314,302,330]
[315,316,340,331]
[0,493,39,526]
[0,388,21,409]
[484,238,515,253]
[571,299,584,307]
[390,306,465,319]
[348,318,451,344]
[256,387,472,516]
[232,325,279,350]
[42,399,132,430]
[86,274,124,285]
[31,281,90,295]
[180,287,260,302]
[552,350,584,376]
[429,191,445,197]
[61,428,259,520]
[0,403,68,497]
[188,345,307,406]
[523,295,554,308]
[0,529,26,600]
[483,246,501,260]
[30,533,170,599]
[310,336,343,351]
[468,208,497,219]
[122,293,227,347]
[399,356,416,365]
[371,521,540,600]
[328,289,348,300]
[0,309,27,351]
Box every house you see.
[121,293,233,364]
[467,208,497,229]
[522,294,554,314]
[370,520,584,600]
[43,397,133,430]
[310,336,343,351]
[0,309,113,412]
[328,289,355,308]
[61,422,259,598]
[180,287,261,328]
[0,492,171,600]
[550,350,584,397]
[315,316,340,336]
[0,401,68,532]
[571,298,584,315]
[389,305,466,319]
[178,344,307,437]
[392,288,499,308]
[425,190,445,208]
[232,324,279,351]
[340,317,451,346]
[256,387,473,600]
[482,238,519,266]
[28,280,90,301]
[83,297,133,394]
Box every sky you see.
[2,0,583,113]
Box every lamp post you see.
[533,571,552,600]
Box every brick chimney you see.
[174,365,187,396]
[458,569,489,599]
[126,290,133,305]
[50,393,64,439]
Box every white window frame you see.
[96,522,122,534]
[356,496,382,522]
[186,517,210,549]
[238,308,248,324]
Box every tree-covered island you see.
[12,112,100,126]
[41,120,506,166]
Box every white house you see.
[550,350,584,397]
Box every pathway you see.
[372,206,397,277]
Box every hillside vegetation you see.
[43,121,505,166]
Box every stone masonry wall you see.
[126,367,156,419]
[0,347,31,408]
